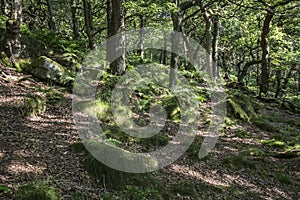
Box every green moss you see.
[69,141,86,153]
[261,139,286,148]
[19,94,47,116]
[277,174,293,184]
[84,154,159,190]
[172,181,197,198]
[228,98,250,122]
[0,52,12,67]
[82,141,159,189]
[227,90,259,122]
[163,96,180,120]
[75,100,111,120]
[18,59,32,71]
[0,185,11,193]
[118,185,162,200]
[244,148,263,156]
[15,181,58,200]
[139,133,169,151]
[253,119,279,132]
[235,129,252,138]
[70,191,85,200]
[224,117,236,127]
[187,135,205,161]
[223,155,256,170]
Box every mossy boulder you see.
[56,53,82,71]
[0,52,12,67]
[29,56,65,84]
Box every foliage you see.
[252,119,279,132]
[0,185,11,194]
[19,94,47,116]
[235,129,252,139]
[277,174,293,185]
[171,180,197,198]
[222,155,256,170]
[118,185,162,200]
[15,181,58,200]
[261,139,286,148]
[227,89,258,122]
[22,30,88,60]
[187,135,206,161]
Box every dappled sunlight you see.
[171,164,230,187]
[7,161,45,175]
[223,173,262,193]
[220,146,239,152]
[0,175,10,182]
[29,115,72,124]
[223,137,260,146]
[0,151,4,159]
[268,187,293,200]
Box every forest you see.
[0,0,299,199]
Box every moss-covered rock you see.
[0,52,12,67]
[28,56,65,84]
[56,53,82,72]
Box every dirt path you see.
[0,65,101,199]
[0,64,299,199]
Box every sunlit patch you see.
[271,187,292,200]
[0,175,9,181]
[0,96,24,104]
[223,174,261,192]
[7,162,45,175]
[171,164,229,187]
[223,137,259,145]
[0,152,4,158]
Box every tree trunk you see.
[160,36,167,65]
[71,0,80,40]
[106,0,126,75]
[212,15,219,78]
[83,0,96,50]
[139,15,144,60]
[275,70,282,98]
[4,0,22,59]
[84,0,95,49]
[221,51,229,80]
[169,10,182,88]
[238,60,261,84]
[260,10,274,96]
[279,65,296,97]
[46,0,56,32]
[298,70,300,92]
[182,33,193,71]
[201,8,212,77]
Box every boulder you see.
[57,53,82,72]
[30,56,65,84]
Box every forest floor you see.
[0,64,299,199]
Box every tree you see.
[83,0,96,50]
[46,0,57,32]
[71,0,80,40]
[169,2,182,88]
[106,0,126,76]
[258,0,298,96]
[4,0,22,61]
